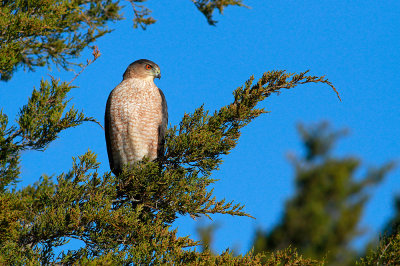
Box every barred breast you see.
[106,78,163,174]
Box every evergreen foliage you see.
[192,0,246,25]
[357,232,400,265]
[253,122,395,264]
[382,195,400,238]
[197,222,220,253]
[0,76,98,191]
[1,65,338,263]
[359,195,400,264]
[5,0,396,264]
[0,0,121,81]
[0,0,243,81]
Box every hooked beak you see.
[154,69,161,79]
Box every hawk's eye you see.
[145,64,152,70]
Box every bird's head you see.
[123,59,161,81]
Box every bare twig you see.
[69,46,101,85]
[377,238,392,265]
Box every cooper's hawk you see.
[105,59,168,175]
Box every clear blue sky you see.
[1,1,399,254]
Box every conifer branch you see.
[127,0,157,29]
[15,77,99,151]
[165,70,340,176]
[1,1,247,81]
[0,0,122,81]
[192,0,248,25]
[69,46,101,85]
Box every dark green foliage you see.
[357,232,400,265]
[360,195,400,264]
[10,152,199,264]
[0,151,191,264]
[0,0,122,81]
[17,78,98,151]
[1,0,356,263]
[165,71,339,177]
[0,0,248,81]
[0,77,96,191]
[192,0,247,25]
[0,111,21,191]
[196,222,220,253]
[126,0,157,29]
[189,247,321,265]
[0,67,339,263]
[382,195,400,238]
[253,122,395,264]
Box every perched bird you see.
[105,59,168,175]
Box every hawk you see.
[105,59,168,175]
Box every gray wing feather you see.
[105,94,119,175]
[157,88,168,158]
